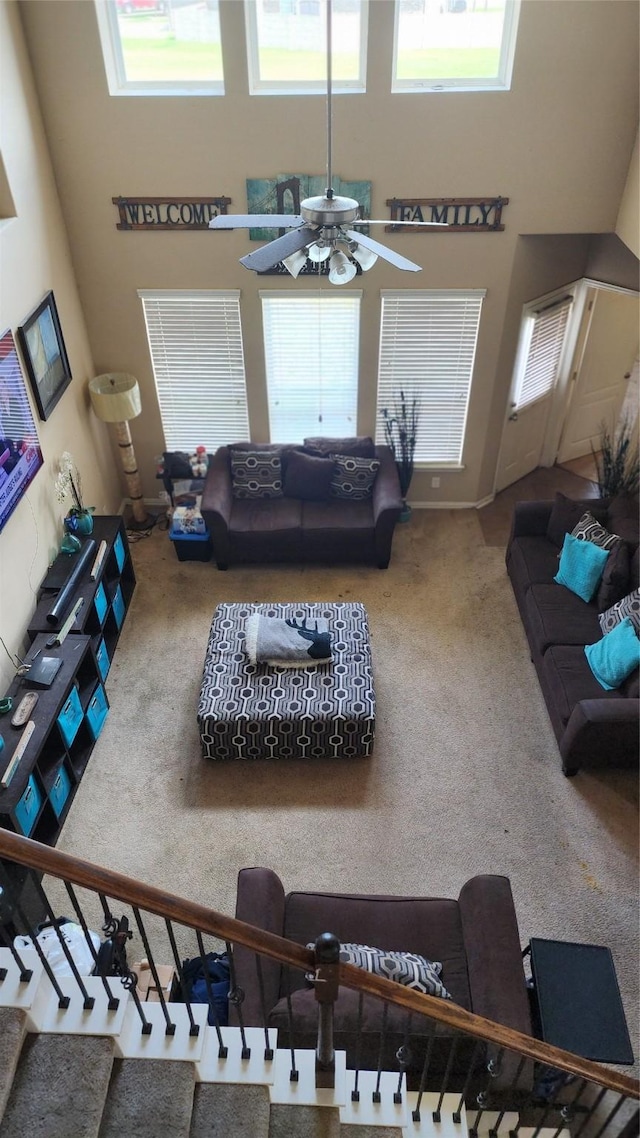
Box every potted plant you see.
[54,451,95,535]
[591,416,639,499]
[380,390,420,521]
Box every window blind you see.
[514,296,573,411]
[260,291,361,442]
[376,290,485,465]
[138,291,249,452]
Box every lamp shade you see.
[350,243,378,272]
[88,373,141,423]
[307,241,332,263]
[328,251,357,285]
[282,249,308,279]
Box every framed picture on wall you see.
[17,291,72,420]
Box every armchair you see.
[232,868,533,1086]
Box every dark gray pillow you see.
[283,449,334,501]
[330,454,380,500]
[230,449,283,499]
[304,436,376,459]
[546,493,609,548]
[571,511,622,551]
[598,588,640,635]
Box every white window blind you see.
[513,296,573,411]
[139,290,249,452]
[376,290,485,465]
[260,291,361,442]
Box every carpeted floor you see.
[51,483,639,1075]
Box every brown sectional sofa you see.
[506,493,639,775]
[200,438,402,570]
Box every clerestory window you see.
[245,0,367,95]
[392,0,520,93]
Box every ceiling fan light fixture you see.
[350,242,378,272]
[328,250,357,285]
[307,240,332,263]
[282,248,308,278]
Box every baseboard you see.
[409,496,495,510]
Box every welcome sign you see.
[113,197,232,230]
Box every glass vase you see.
[65,510,94,535]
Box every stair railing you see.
[0,829,637,1138]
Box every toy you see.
[189,446,209,479]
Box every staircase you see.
[0,830,636,1138]
[0,991,567,1138]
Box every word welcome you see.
[113,197,232,231]
[386,197,508,232]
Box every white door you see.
[495,291,574,493]
[556,288,640,463]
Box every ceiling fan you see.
[209,0,446,283]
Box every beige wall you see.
[0,0,122,691]
[15,0,639,507]
[616,130,640,259]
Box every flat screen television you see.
[0,328,44,533]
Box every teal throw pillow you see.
[584,617,640,690]
[554,532,609,603]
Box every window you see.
[245,0,367,94]
[139,291,249,450]
[512,294,573,412]
[95,0,224,96]
[392,0,520,93]
[260,291,361,441]
[376,290,485,465]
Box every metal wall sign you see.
[113,197,231,231]
[386,197,508,232]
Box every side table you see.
[525,937,633,1064]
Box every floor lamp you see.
[88,372,152,530]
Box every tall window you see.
[376,290,485,465]
[245,0,367,94]
[511,294,574,411]
[95,0,224,96]
[260,291,361,442]
[139,291,249,450]
[393,0,520,93]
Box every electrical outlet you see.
[431,476,440,488]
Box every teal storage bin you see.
[86,684,109,741]
[15,773,42,836]
[114,532,125,573]
[96,637,110,682]
[112,584,125,629]
[49,765,72,819]
[94,580,108,624]
[57,685,83,748]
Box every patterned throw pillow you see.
[571,511,621,551]
[598,588,640,635]
[330,455,380,500]
[306,941,450,999]
[230,449,283,499]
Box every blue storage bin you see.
[49,765,72,819]
[57,684,83,748]
[114,532,125,572]
[94,580,108,624]
[15,774,42,836]
[96,637,110,682]
[85,684,109,741]
[169,532,213,562]
[112,584,125,629]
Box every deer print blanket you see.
[245,612,332,667]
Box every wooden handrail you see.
[1,830,637,1100]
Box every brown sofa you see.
[232,867,532,1088]
[200,438,402,570]
[506,493,639,776]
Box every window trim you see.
[392,0,520,94]
[510,289,575,415]
[95,0,225,97]
[245,0,368,96]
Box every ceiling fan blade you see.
[351,219,448,228]
[209,214,304,230]
[344,230,422,273]
[240,226,318,272]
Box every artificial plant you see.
[591,417,639,498]
[381,390,420,500]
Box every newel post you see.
[313,932,340,1088]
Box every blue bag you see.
[180,951,230,1026]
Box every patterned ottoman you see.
[198,602,375,760]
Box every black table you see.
[527,937,634,1064]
